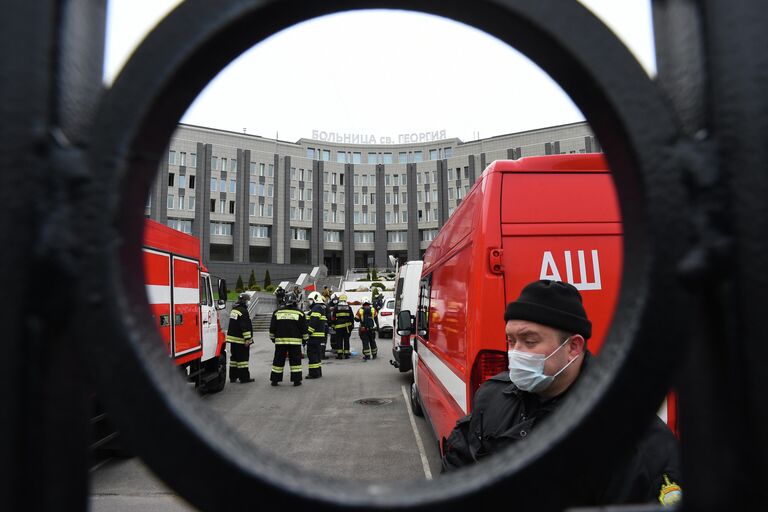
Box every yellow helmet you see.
[339,294,348,301]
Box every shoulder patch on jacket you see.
[658,474,682,506]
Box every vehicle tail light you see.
[399,335,410,347]
[380,311,393,316]
[470,350,508,407]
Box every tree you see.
[235,275,244,293]
[248,269,256,289]
[371,268,379,281]
[264,269,272,288]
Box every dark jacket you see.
[226,302,252,344]
[441,353,682,506]
[269,305,308,345]
[306,303,327,340]
[331,303,353,335]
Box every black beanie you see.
[504,280,592,339]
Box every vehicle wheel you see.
[202,350,227,394]
[410,382,423,417]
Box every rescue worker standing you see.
[331,294,354,359]
[305,291,327,379]
[269,293,308,386]
[441,280,682,507]
[355,299,378,360]
[227,293,255,383]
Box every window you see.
[432,190,438,202]
[229,158,236,172]
[401,210,408,223]
[353,193,359,205]
[322,149,330,161]
[432,171,437,183]
[305,208,312,221]
[249,183,256,196]
[455,167,461,180]
[229,180,236,193]
[324,191,330,203]
[401,192,407,203]
[188,175,195,189]
[447,168,454,181]
[168,173,175,187]
[456,187,463,199]
[361,175,368,187]
[339,192,345,204]
[383,153,393,164]
[370,193,375,204]
[290,207,297,220]
[370,210,376,224]
[168,150,176,165]
[433,209,437,221]
[354,232,374,243]
[401,175,407,186]
[324,230,341,242]
[167,194,174,209]
[250,225,269,238]
[188,196,195,211]
[324,172,330,184]
[167,218,192,234]
[249,202,256,216]
[398,152,407,164]
[353,211,361,224]
[210,222,232,236]
[449,207,455,216]
[267,185,273,197]
[268,164,274,177]
[259,162,265,176]
[266,204,273,217]
[249,162,256,174]
[291,167,296,181]
[332,173,337,185]
[414,151,423,162]
[445,147,453,158]
[307,148,315,159]
[367,152,377,164]
[429,149,438,160]
[219,200,226,213]
[385,175,391,186]
[210,199,215,212]
[385,211,393,224]
[291,187,296,200]
[179,152,186,166]
[421,229,438,242]
[424,172,430,184]
[448,188,455,200]
[387,231,407,243]
[337,151,346,163]
[211,156,218,170]
[362,212,368,224]
[229,200,235,214]
[219,179,225,192]
[292,228,308,241]
[418,210,423,221]
[177,175,185,189]
[190,153,197,168]
[258,184,265,196]
[352,152,361,164]
[354,175,359,187]
[417,275,432,340]
[417,191,423,203]
[339,174,343,185]
[178,196,185,210]
[306,169,312,182]
[306,188,312,202]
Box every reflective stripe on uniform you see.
[275,311,302,321]
[229,309,242,319]
[310,332,325,338]
[226,335,245,343]
[271,366,284,373]
[275,337,303,344]
[290,365,302,373]
[308,362,321,369]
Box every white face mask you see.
[508,337,580,393]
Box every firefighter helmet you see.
[307,291,324,304]
[338,294,348,302]
[239,292,251,302]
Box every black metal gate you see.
[1,0,766,510]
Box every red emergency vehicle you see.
[399,154,674,452]
[143,219,229,392]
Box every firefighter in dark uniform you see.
[227,293,254,383]
[305,291,327,379]
[355,299,378,360]
[327,294,340,356]
[441,280,682,507]
[331,294,354,359]
[269,292,308,386]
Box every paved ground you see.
[90,330,442,511]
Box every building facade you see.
[148,121,600,276]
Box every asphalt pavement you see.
[90,330,443,511]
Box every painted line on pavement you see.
[402,384,433,480]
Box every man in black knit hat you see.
[441,280,682,507]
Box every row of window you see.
[290,207,313,221]
[171,219,437,244]
[167,195,195,210]
[168,173,195,189]
[168,151,197,168]
[289,167,312,182]
[309,148,454,164]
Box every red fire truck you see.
[398,154,677,453]
[143,218,229,392]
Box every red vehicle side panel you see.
[172,256,202,358]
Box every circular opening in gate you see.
[88,1,684,510]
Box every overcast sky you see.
[104,1,655,143]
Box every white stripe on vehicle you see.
[418,343,467,414]
[146,284,170,305]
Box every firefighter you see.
[354,298,378,360]
[269,292,308,386]
[227,292,255,383]
[331,294,354,359]
[274,286,287,307]
[326,293,340,358]
[305,291,327,379]
[441,280,682,507]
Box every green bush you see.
[235,275,244,293]
[387,273,395,279]
[265,284,276,292]
[371,282,385,291]
[263,269,272,288]
[248,269,256,289]
[249,284,262,291]
[371,268,379,280]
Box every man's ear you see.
[569,335,586,356]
